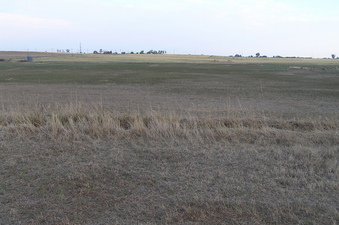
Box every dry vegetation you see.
[0,52,338,224]
[0,51,61,61]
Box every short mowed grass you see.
[0,53,339,224]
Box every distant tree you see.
[256,53,260,57]
[66,49,70,53]
[332,54,336,59]
[234,54,242,57]
[93,50,99,54]
[138,50,166,55]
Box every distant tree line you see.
[56,49,70,53]
[230,53,338,59]
[93,49,167,55]
[55,49,337,59]
[231,53,267,58]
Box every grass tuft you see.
[1,102,338,146]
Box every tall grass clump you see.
[0,101,338,146]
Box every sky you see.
[0,0,338,58]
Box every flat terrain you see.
[1,52,339,116]
[0,52,338,224]
[0,51,62,60]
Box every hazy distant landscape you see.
[0,52,338,224]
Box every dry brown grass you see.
[0,51,62,60]
[36,53,339,66]
[1,102,338,224]
[1,102,338,143]
[1,52,338,224]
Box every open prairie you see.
[0,52,338,224]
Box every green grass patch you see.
[0,55,338,100]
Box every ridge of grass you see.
[1,102,338,144]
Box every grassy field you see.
[0,52,338,224]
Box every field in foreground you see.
[0,52,338,224]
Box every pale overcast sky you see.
[1,0,338,58]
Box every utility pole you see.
[80,42,82,53]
